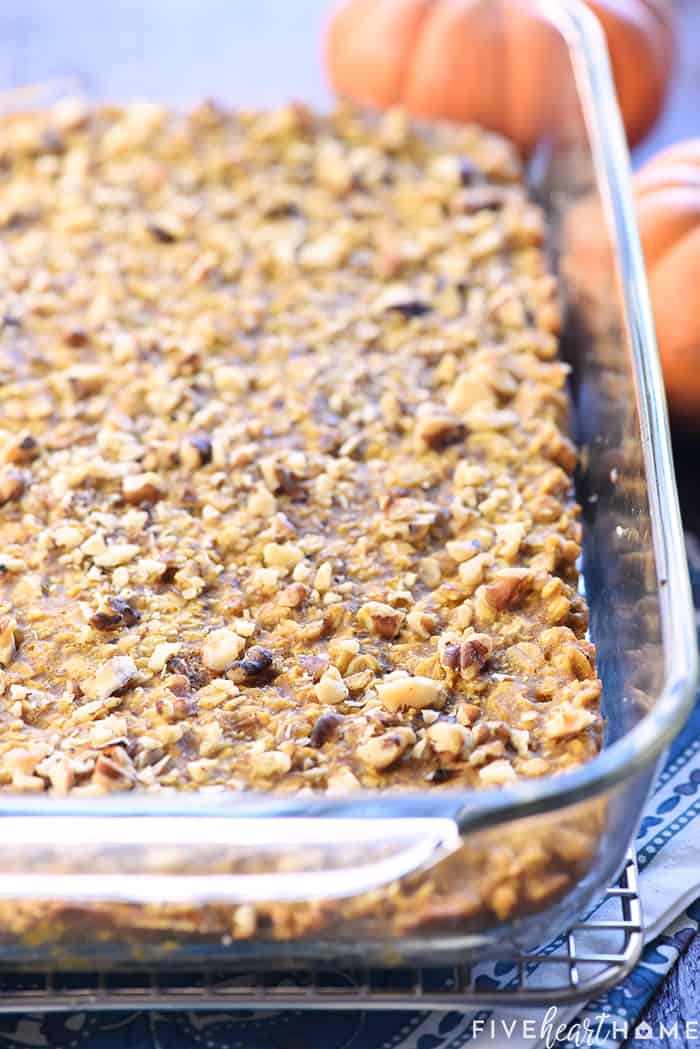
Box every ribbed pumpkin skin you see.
[324,0,675,151]
[564,138,700,426]
[634,141,700,424]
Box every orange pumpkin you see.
[634,141,700,424]
[564,140,700,425]
[325,0,675,151]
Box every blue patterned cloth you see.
[2,563,699,1049]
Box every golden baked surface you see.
[0,100,601,796]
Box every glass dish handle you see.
[0,816,462,904]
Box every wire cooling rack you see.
[0,854,641,1013]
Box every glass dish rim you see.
[0,0,695,835]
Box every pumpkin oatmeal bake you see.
[0,99,603,943]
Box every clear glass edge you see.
[0,0,694,839]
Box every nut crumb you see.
[357,727,416,771]
[315,666,349,705]
[82,656,138,701]
[201,629,245,672]
[376,674,444,712]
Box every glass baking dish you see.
[0,0,696,971]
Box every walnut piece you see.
[201,629,245,672]
[479,758,517,786]
[314,666,349,705]
[439,632,493,679]
[89,596,141,631]
[415,412,466,452]
[483,568,531,610]
[357,727,416,770]
[122,472,165,504]
[0,618,18,667]
[375,674,444,712]
[250,750,292,778]
[0,468,26,504]
[426,721,471,758]
[544,703,596,740]
[149,642,182,673]
[357,601,405,640]
[82,656,138,701]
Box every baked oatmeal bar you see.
[0,100,605,946]
[0,99,600,800]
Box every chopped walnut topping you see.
[456,702,481,726]
[280,582,308,608]
[375,674,444,712]
[3,744,52,793]
[426,720,471,758]
[568,645,594,680]
[357,601,405,640]
[327,767,362,793]
[35,753,75,795]
[123,472,165,505]
[315,666,349,705]
[0,468,26,505]
[230,645,275,682]
[148,642,182,673]
[495,522,528,561]
[509,727,530,757]
[248,484,277,517]
[82,655,138,701]
[458,553,491,595]
[446,539,482,563]
[201,629,245,672]
[405,610,438,639]
[63,327,89,348]
[469,740,506,767]
[89,596,141,631]
[416,411,466,452]
[299,654,329,682]
[0,101,600,939]
[250,749,292,778]
[92,746,137,791]
[439,632,493,679]
[66,364,105,397]
[483,568,531,610]
[2,433,39,465]
[314,561,333,591]
[357,726,416,771]
[262,542,304,571]
[419,557,442,588]
[479,759,517,786]
[181,431,213,469]
[93,543,140,569]
[373,284,431,317]
[544,703,597,740]
[0,618,18,667]
[519,756,550,777]
[0,99,616,965]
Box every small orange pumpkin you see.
[634,141,700,424]
[564,140,700,425]
[325,0,675,151]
